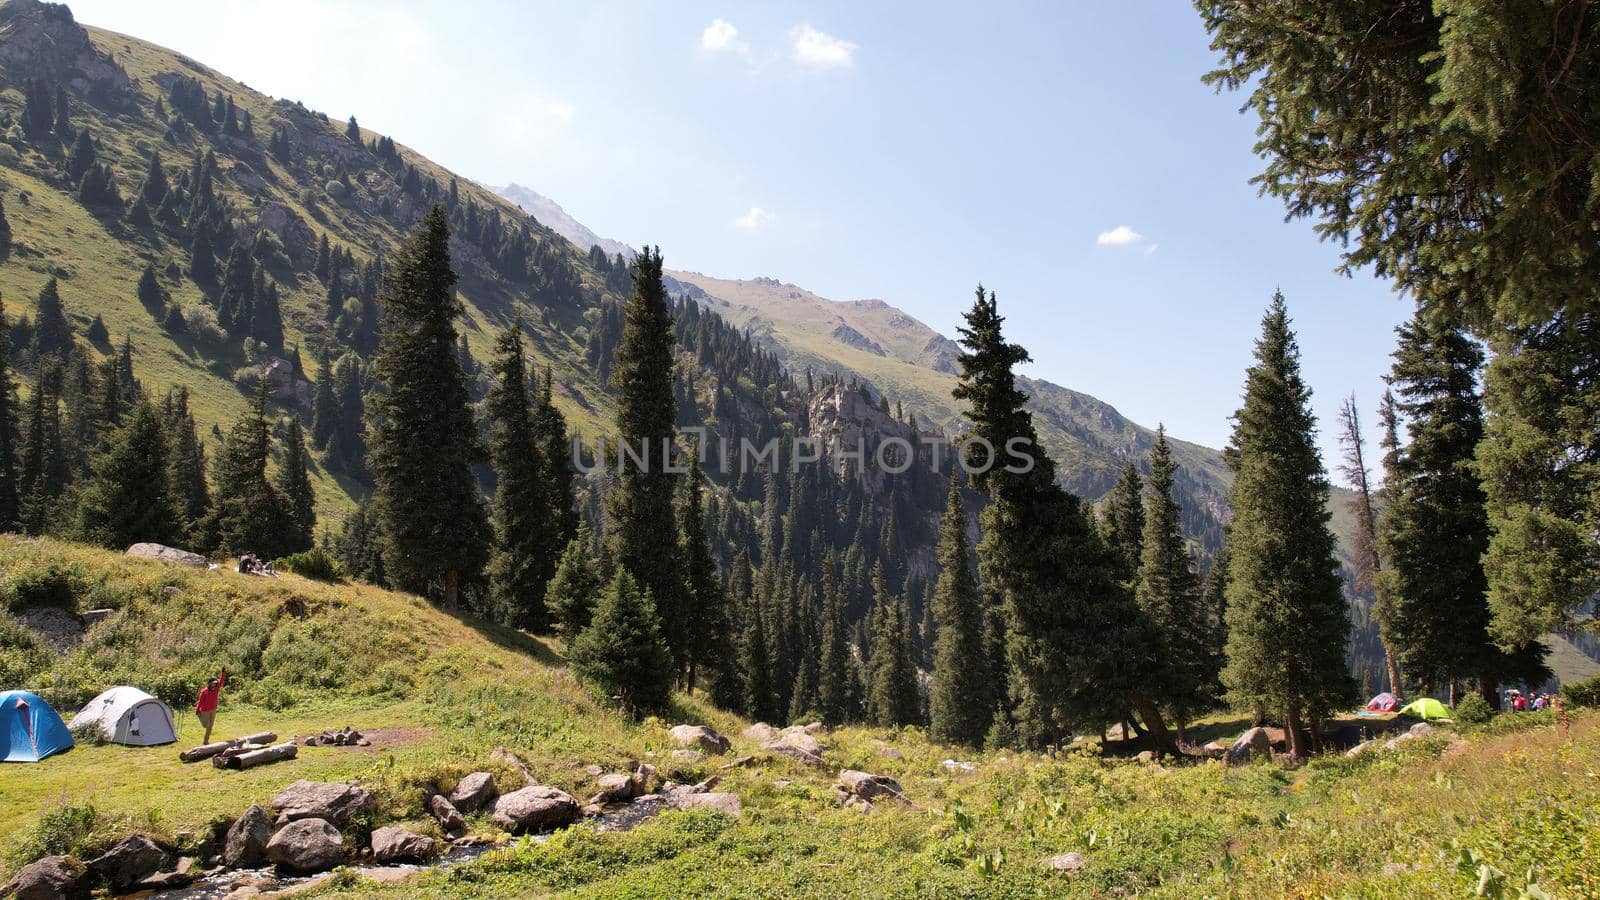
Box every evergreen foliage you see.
[275,416,316,554]
[485,324,553,631]
[200,383,294,559]
[30,278,73,361]
[569,569,674,713]
[545,526,601,642]
[0,295,21,530]
[928,477,990,746]
[74,402,178,549]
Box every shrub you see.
[1559,672,1600,708]
[184,305,226,344]
[3,800,113,871]
[1453,692,1494,725]
[274,548,344,582]
[2,561,86,611]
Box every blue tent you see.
[1,690,74,762]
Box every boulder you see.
[1047,852,1086,873]
[1383,732,1417,751]
[85,834,171,890]
[369,826,436,864]
[669,725,730,754]
[124,543,206,567]
[762,729,827,767]
[741,723,778,743]
[803,722,825,735]
[590,772,642,804]
[264,818,345,874]
[0,855,86,900]
[223,805,273,868]
[448,772,498,814]
[877,746,905,761]
[490,747,533,787]
[1134,750,1157,764]
[1344,740,1376,758]
[836,770,907,804]
[270,781,373,828]
[1408,723,1434,737]
[1226,727,1272,766]
[428,794,465,834]
[674,792,742,816]
[490,786,579,834]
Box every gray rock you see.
[741,723,778,743]
[673,792,741,816]
[1409,723,1434,737]
[85,834,171,890]
[590,773,641,804]
[1345,740,1376,757]
[490,786,579,834]
[223,805,273,868]
[370,826,436,864]
[448,772,498,814]
[264,819,345,874]
[668,724,731,754]
[1227,727,1272,766]
[762,729,827,767]
[0,855,86,900]
[490,747,533,787]
[124,543,207,567]
[270,780,373,827]
[1047,852,1085,872]
[428,794,465,834]
[836,770,907,804]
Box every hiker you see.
[1512,692,1527,712]
[195,666,228,743]
[239,553,257,575]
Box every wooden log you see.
[214,741,298,770]
[179,732,278,763]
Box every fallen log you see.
[180,732,279,763]
[213,741,298,770]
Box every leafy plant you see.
[1455,692,1495,725]
[273,548,345,582]
[1559,673,1600,709]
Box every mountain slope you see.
[493,182,634,263]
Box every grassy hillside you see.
[2,538,1597,897]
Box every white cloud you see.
[735,207,774,229]
[701,19,738,51]
[1096,225,1145,247]
[789,24,857,68]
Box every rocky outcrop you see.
[370,827,436,864]
[85,834,170,891]
[490,786,579,834]
[0,855,86,900]
[761,726,827,767]
[447,772,498,814]
[673,792,742,816]
[669,725,731,754]
[0,0,131,106]
[124,543,207,567]
[270,780,373,828]
[490,747,534,787]
[1227,727,1272,766]
[223,805,273,868]
[264,819,344,874]
[252,204,319,266]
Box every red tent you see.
[1365,692,1400,713]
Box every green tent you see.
[1400,698,1451,721]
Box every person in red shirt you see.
[195,666,228,743]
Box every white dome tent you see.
[68,687,177,746]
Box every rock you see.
[669,724,731,754]
[428,794,465,834]
[741,723,778,743]
[837,770,907,804]
[590,773,641,804]
[1134,750,1157,764]
[719,755,758,770]
[448,772,498,814]
[842,796,874,813]
[0,855,86,900]
[803,722,825,734]
[878,746,905,761]
[762,729,827,767]
[490,786,579,834]
[1047,852,1086,872]
[690,775,722,793]
[1383,732,1417,751]
[582,764,605,778]
[1345,740,1375,757]
[263,819,345,874]
[1409,723,1434,737]
[1227,727,1272,766]
[14,605,83,652]
[941,759,976,772]
[85,834,171,890]
[223,805,273,868]
[370,826,436,864]
[674,792,742,816]
[132,869,195,891]
[490,747,534,787]
[124,542,206,567]
[79,608,115,628]
[270,781,373,828]
[1201,741,1228,757]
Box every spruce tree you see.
[251,279,284,349]
[928,476,990,746]
[1102,461,1144,585]
[740,578,777,721]
[953,285,1167,750]
[18,364,64,533]
[339,499,388,586]
[0,294,20,530]
[867,577,919,727]
[1134,426,1217,737]
[140,150,168,207]
[1379,310,1547,701]
[533,366,577,553]
[368,205,490,609]
[546,526,601,642]
[1336,394,1403,696]
[137,264,165,310]
[569,569,673,713]
[276,416,316,553]
[1220,294,1352,758]
[74,402,178,548]
[310,352,337,451]
[67,129,96,184]
[189,229,217,288]
[30,278,73,361]
[201,382,294,559]
[815,551,851,725]
[485,324,551,631]
[680,452,729,691]
[605,246,687,673]
[0,197,12,253]
[160,387,210,546]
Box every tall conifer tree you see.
[275,416,316,553]
[0,295,19,530]
[569,570,673,713]
[485,324,552,631]
[75,402,178,548]
[1102,461,1144,586]
[928,477,990,746]
[1220,294,1352,757]
[368,205,489,609]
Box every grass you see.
[4,540,1598,897]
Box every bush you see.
[2,561,86,611]
[1453,692,1494,725]
[3,800,113,872]
[184,305,226,344]
[1559,672,1600,708]
[274,548,344,582]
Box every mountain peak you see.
[492,183,633,262]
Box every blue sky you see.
[68,0,1411,478]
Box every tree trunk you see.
[178,732,278,763]
[1174,715,1189,745]
[443,568,460,612]
[1134,697,1180,757]
[1479,676,1500,709]
[214,741,298,770]
[1284,706,1309,760]
[1384,645,1403,698]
